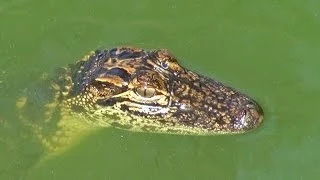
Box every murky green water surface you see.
[1,0,320,179]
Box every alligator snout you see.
[231,99,263,133]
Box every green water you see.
[1,0,320,179]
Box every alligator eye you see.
[135,87,156,98]
[160,61,169,69]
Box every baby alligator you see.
[54,46,264,135]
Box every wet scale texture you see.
[57,46,264,135]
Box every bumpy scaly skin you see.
[17,47,263,152]
[64,47,263,133]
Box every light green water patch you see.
[1,0,320,179]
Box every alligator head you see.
[58,47,263,135]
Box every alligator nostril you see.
[232,99,264,132]
[246,100,264,122]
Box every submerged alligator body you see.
[17,46,263,152]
